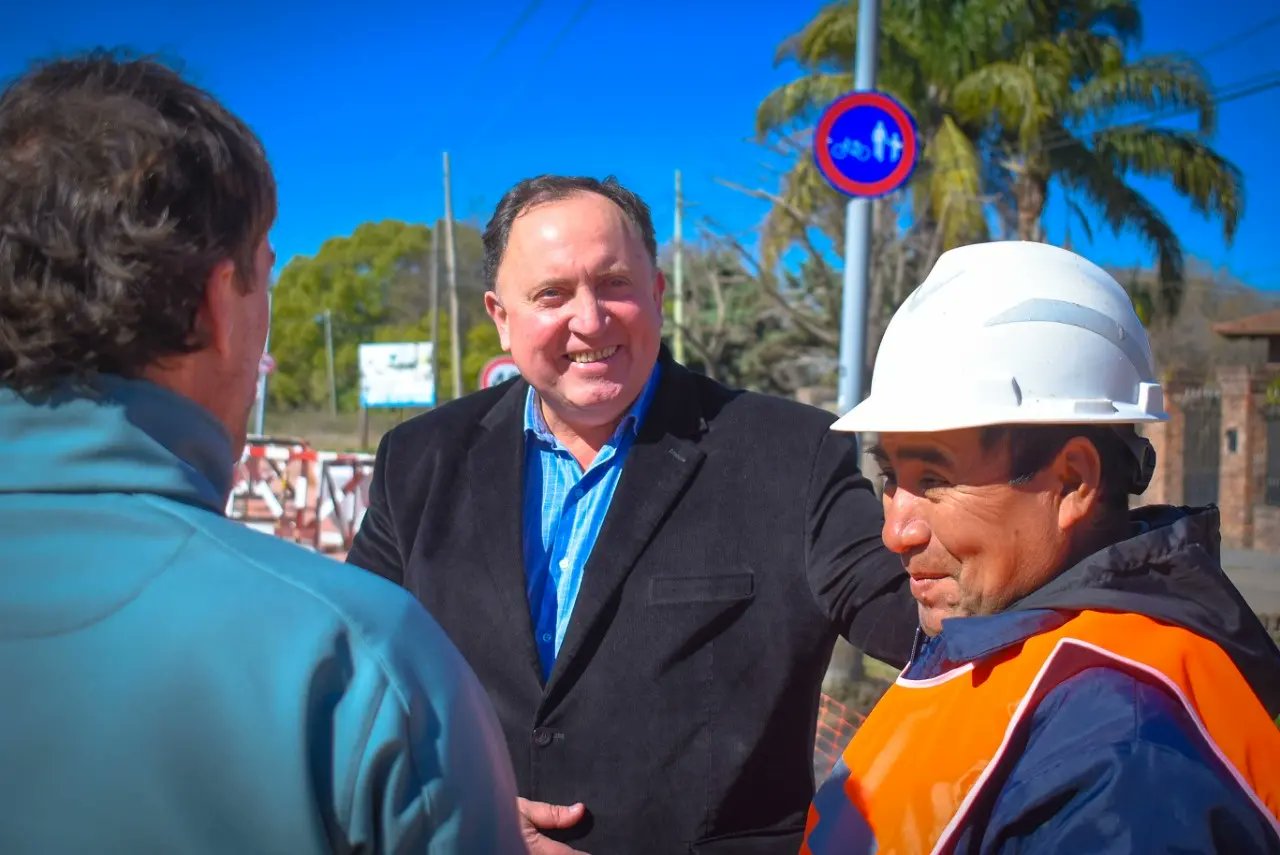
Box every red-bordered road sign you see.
[814,90,919,198]
[479,355,521,389]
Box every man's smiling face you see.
[484,190,665,435]
[871,428,1069,636]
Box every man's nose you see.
[881,490,932,555]
[567,289,606,336]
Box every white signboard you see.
[358,342,435,408]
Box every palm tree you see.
[756,0,1242,316]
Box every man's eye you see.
[919,475,949,492]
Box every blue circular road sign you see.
[814,91,919,198]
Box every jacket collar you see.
[909,507,1240,673]
[522,362,663,447]
[0,376,233,512]
[482,345,707,442]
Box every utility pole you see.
[836,0,879,415]
[443,152,463,401]
[673,169,685,364]
[253,288,272,436]
[322,308,337,417]
[429,219,441,407]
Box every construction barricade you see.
[226,436,374,558]
[312,451,375,556]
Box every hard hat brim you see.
[831,396,1169,434]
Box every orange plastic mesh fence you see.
[814,692,864,781]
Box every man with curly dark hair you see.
[0,52,523,854]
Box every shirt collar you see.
[524,362,662,447]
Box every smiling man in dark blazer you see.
[346,175,916,854]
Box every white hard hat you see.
[833,241,1168,434]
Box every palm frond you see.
[1055,134,1186,314]
[1063,194,1096,244]
[1038,28,1127,86]
[756,73,854,138]
[1066,55,1215,133]
[928,115,989,247]
[777,1,857,68]
[1091,126,1243,240]
[1075,0,1143,44]
[953,62,1047,144]
[759,157,844,269]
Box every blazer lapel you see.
[544,360,707,694]
[466,381,543,679]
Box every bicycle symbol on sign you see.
[829,136,872,161]
[828,121,905,164]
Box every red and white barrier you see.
[226,436,372,557]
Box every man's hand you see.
[516,797,588,855]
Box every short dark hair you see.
[482,175,657,290]
[0,51,277,393]
[979,424,1147,515]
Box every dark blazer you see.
[347,353,916,854]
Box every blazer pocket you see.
[649,572,755,605]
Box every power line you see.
[1193,12,1280,60]
[530,0,596,73]
[1033,70,1280,159]
[1016,8,1280,154]
[480,0,546,68]
[475,0,596,137]
[1101,70,1280,130]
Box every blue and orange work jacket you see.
[803,610,1280,854]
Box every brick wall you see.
[1253,505,1280,553]
[1143,374,1206,509]
[1217,365,1256,548]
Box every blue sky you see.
[3,0,1279,288]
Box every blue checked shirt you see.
[522,365,661,680]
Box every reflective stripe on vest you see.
[802,610,1280,855]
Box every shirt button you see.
[532,727,553,748]
[559,558,570,570]
[541,632,553,643]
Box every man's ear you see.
[654,269,667,327]
[484,289,511,351]
[198,258,239,356]
[1054,436,1105,533]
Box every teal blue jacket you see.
[0,378,524,854]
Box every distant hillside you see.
[1123,262,1280,376]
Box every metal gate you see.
[1266,408,1280,506]
[1180,386,1221,507]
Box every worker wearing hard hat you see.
[802,242,1280,853]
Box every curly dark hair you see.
[482,174,657,291]
[0,51,277,393]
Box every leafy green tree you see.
[462,322,505,393]
[268,220,489,411]
[661,241,774,388]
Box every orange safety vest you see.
[802,610,1280,854]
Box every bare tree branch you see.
[714,178,830,269]
[707,226,839,348]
